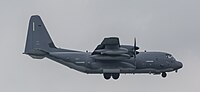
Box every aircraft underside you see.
[45,55,175,80]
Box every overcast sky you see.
[0,0,200,92]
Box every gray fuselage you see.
[40,49,182,75]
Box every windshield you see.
[166,54,176,60]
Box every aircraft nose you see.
[176,61,183,69]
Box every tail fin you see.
[24,15,56,59]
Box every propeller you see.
[133,38,139,58]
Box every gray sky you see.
[0,0,200,92]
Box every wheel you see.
[103,73,111,80]
[161,72,167,78]
[112,73,120,80]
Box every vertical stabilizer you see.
[24,15,56,58]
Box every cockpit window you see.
[166,54,172,58]
[166,54,175,60]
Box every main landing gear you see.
[161,72,167,78]
[103,72,167,79]
[103,73,120,80]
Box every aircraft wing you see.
[92,37,121,55]
[92,37,130,56]
[101,37,120,46]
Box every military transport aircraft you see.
[24,15,183,80]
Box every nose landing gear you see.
[161,72,167,78]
